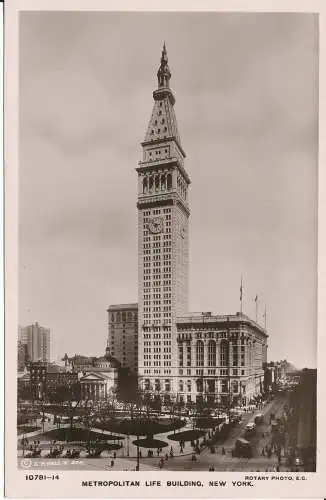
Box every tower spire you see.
[157,41,171,89]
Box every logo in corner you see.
[20,458,32,468]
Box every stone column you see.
[203,340,208,369]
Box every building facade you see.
[63,346,120,401]
[17,340,29,371]
[137,44,190,394]
[174,312,267,406]
[79,369,118,401]
[107,303,138,372]
[19,322,51,363]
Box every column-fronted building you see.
[137,44,190,397]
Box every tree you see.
[18,383,33,402]
[116,368,139,404]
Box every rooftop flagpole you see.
[254,294,258,323]
[240,276,243,315]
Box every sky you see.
[19,11,318,368]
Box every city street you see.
[18,392,291,471]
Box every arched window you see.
[155,176,159,192]
[196,340,204,367]
[178,345,184,366]
[220,340,229,366]
[232,339,238,366]
[149,176,154,192]
[208,340,216,367]
[196,379,203,392]
[143,177,148,194]
[232,380,239,393]
[161,174,166,190]
[167,173,172,190]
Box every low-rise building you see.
[172,312,268,407]
[64,346,120,401]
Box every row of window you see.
[144,361,171,366]
[142,174,172,194]
[142,378,242,394]
[110,312,137,323]
[143,209,171,216]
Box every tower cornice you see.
[136,158,191,185]
[141,136,186,159]
[137,191,190,216]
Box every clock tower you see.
[136,44,190,400]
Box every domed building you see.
[65,343,121,401]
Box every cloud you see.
[19,12,317,367]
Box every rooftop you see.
[107,303,138,311]
[176,312,267,336]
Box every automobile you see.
[244,422,256,438]
[230,414,242,424]
[233,438,253,458]
[295,457,304,467]
[254,413,264,424]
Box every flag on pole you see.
[263,304,267,329]
[240,276,243,314]
[254,294,258,322]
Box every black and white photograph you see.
[5,2,326,498]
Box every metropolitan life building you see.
[110,44,268,407]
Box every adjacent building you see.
[19,322,51,363]
[174,312,267,406]
[107,304,138,373]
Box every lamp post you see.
[136,435,140,471]
[22,429,26,457]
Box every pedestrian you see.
[113,451,116,459]
[111,459,114,467]
[165,453,169,461]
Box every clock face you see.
[147,216,163,234]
